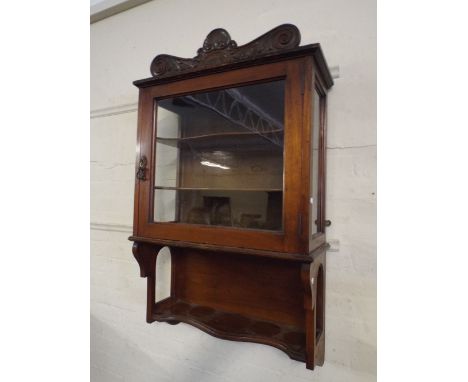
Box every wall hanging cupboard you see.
[130,24,333,370]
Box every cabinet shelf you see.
[155,130,284,151]
[156,129,283,142]
[154,186,283,192]
[153,297,311,362]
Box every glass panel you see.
[153,80,285,231]
[310,90,321,235]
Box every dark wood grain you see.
[172,248,305,326]
[129,24,332,371]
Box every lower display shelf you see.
[152,297,314,362]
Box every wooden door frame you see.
[133,58,308,253]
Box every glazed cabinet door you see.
[134,59,307,253]
[300,57,328,253]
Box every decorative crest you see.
[150,24,301,79]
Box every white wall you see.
[91,0,376,381]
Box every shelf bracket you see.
[132,242,163,322]
[301,249,326,369]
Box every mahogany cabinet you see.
[129,24,333,370]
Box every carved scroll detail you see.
[150,24,301,78]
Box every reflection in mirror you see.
[153,80,285,231]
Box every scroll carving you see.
[150,24,301,78]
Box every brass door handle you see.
[136,156,147,180]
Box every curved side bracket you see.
[132,241,162,277]
[132,242,163,322]
[301,249,326,369]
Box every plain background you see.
[1,1,468,381]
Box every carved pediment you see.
[150,24,301,78]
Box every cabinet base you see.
[131,240,326,370]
